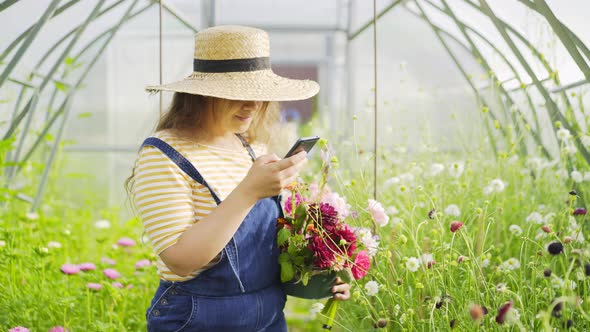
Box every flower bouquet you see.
[277,182,376,329]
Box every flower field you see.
[1,130,589,331]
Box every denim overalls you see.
[141,136,287,332]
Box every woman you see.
[128,25,350,331]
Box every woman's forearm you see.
[159,184,259,276]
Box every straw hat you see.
[145,25,320,101]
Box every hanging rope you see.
[373,0,378,200]
[159,0,163,115]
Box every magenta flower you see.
[351,250,370,280]
[101,257,116,265]
[103,268,121,279]
[450,221,464,233]
[284,193,304,216]
[9,327,29,332]
[48,327,70,332]
[496,301,513,324]
[60,264,80,275]
[78,262,96,271]
[309,235,336,269]
[117,237,136,247]
[573,207,587,215]
[135,259,151,270]
[87,283,102,291]
[112,282,124,289]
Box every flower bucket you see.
[281,270,337,299]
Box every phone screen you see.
[284,136,320,158]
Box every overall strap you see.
[235,134,256,162]
[141,137,222,205]
[141,136,245,292]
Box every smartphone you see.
[284,136,320,158]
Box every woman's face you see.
[211,99,264,135]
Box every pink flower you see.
[117,237,136,247]
[48,327,69,332]
[60,264,80,275]
[283,193,304,216]
[126,284,134,289]
[103,268,121,279]
[321,192,350,219]
[367,199,389,227]
[308,182,320,200]
[135,259,151,270]
[450,221,464,233]
[101,257,116,265]
[9,327,29,332]
[112,282,124,289]
[87,283,102,291]
[351,251,370,280]
[78,262,96,271]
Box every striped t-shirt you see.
[132,130,265,281]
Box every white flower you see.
[0,240,5,247]
[406,257,421,272]
[582,135,590,148]
[391,217,402,226]
[354,227,379,257]
[526,212,544,224]
[484,178,506,195]
[584,172,590,181]
[557,128,571,141]
[386,206,399,215]
[556,169,569,179]
[47,241,62,249]
[480,258,490,268]
[500,258,520,271]
[508,155,519,164]
[26,212,39,220]
[39,247,49,254]
[496,283,508,293]
[429,163,445,176]
[508,225,523,236]
[564,143,577,156]
[309,302,324,317]
[393,304,401,316]
[551,277,564,289]
[420,253,433,265]
[448,161,464,178]
[526,157,543,170]
[364,280,379,296]
[571,171,583,183]
[506,308,521,325]
[94,219,111,229]
[444,204,461,217]
[63,229,71,236]
[384,177,400,188]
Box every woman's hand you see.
[331,277,351,301]
[239,151,307,199]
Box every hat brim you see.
[145,69,319,101]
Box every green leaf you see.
[278,252,290,264]
[287,243,298,256]
[279,260,294,282]
[77,112,92,118]
[277,228,290,247]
